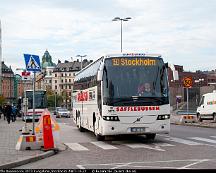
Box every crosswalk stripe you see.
[164,137,203,145]
[65,143,89,151]
[91,142,118,150]
[124,143,165,151]
[189,137,216,144]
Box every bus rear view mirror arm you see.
[97,62,104,81]
[97,70,103,81]
[166,63,179,81]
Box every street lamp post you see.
[112,17,132,52]
[76,55,87,70]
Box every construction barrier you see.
[15,134,42,150]
[180,115,197,124]
[16,109,60,151]
[35,109,60,150]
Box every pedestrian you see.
[5,102,12,124]
[11,105,17,122]
[3,104,7,120]
[0,105,2,119]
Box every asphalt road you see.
[16,116,216,169]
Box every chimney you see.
[77,59,79,62]
[58,59,61,63]
[65,60,69,63]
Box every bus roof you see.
[104,53,161,58]
[75,53,162,76]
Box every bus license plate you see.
[131,127,145,132]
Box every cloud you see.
[0,0,216,72]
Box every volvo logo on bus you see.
[133,116,143,123]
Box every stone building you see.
[168,65,216,110]
[36,50,56,90]
[1,61,14,102]
[52,59,92,108]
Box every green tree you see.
[0,95,5,105]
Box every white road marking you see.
[91,141,118,150]
[124,143,165,151]
[155,142,175,147]
[76,165,85,169]
[179,159,209,169]
[77,159,212,169]
[64,143,89,151]
[164,137,203,145]
[189,137,216,144]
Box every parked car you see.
[56,108,71,118]
[54,107,61,115]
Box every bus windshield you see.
[26,90,47,109]
[102,57,169,106]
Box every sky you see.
[0,0,216,73]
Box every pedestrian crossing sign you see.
[24,54,41,72]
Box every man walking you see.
[5,102,12,124]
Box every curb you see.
[0,150,55,169]
[171,122,216,129]
[0,143,67,169]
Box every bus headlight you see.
[103,116,120,121]
[157,114,170,120]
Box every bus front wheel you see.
[96,134,105,141]
[94,122,105,141]
[146,133,156,140]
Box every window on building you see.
[55,74,57,77]
[61,73,63,77]
[55,80,57,83]
[65,79,67,83]
[69,85,71,89]
[61,79,63,83]
[69,79,71,82]
[49,80,52,83]
[55,85,57,89]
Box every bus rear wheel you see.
[78,117,85,132]
[146,133,156,140]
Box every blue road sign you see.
[24,54,41,72]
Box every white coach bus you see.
[72,53,178,141]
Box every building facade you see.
[52,59,92,108]
[36,50,56,90]
[1,61,14,102]
[168,65,216,109]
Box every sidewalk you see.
[0,116,62,169]
[171,111,216,128]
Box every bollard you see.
[180,115,197,124]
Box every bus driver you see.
[137,82,152,96]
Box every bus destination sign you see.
[112,58,156,66]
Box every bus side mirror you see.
[97,62,104,81]
[173,70,179,81]
[97,70,103,81]
[166,63,179,81]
